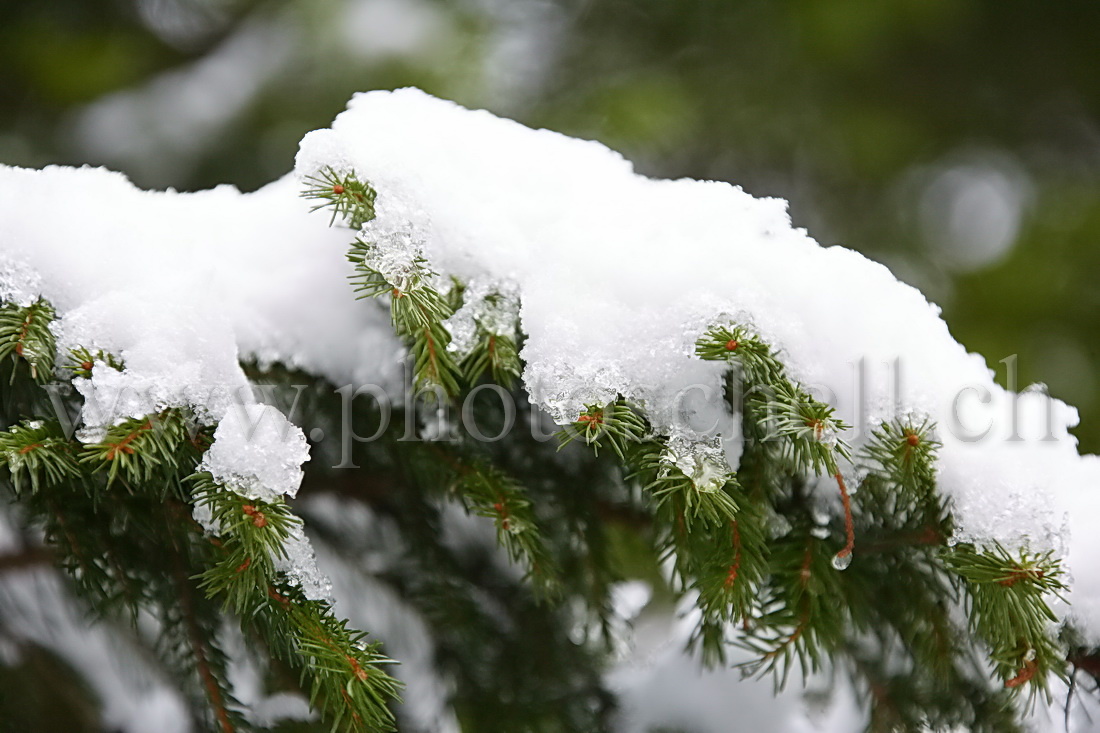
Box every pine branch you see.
[462,331,521,390]
[739,533,849,687]
[190,472,300,615]
[409,321,462,401]
[303,167,378,229]
[448,455,562,594]
[261,585,402,732]
[293,167,1098,723]
[64,346,124,380]
[946,543,1068,702]
[168,542,245,733]
[861,417,939,495]
[453,289,523,389]
[80,409,191,487]
[0,315,403,730]
[556,400,648,461]
[0,298,56,384]
[190,472,403,730]
[696,323,851,475]
[695,324,783,384]
[691,502,769,626]
[630,438,740,528]
[0,419,81,494]
[345,239,463,400]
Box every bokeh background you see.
[2,0,1098,457]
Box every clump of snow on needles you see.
[295,88,1100,641]
[0,163,402,600]
[200,404,310,502]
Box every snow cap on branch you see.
[199,403,310,502]
[296,88,1100,639]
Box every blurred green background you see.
[2,0,1098,449]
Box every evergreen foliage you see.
[295,166,1082,725]
[0,164,1095,732]
[0,298,403,731]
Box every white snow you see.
[3,86,1100,730]
[295,87,1100,641]
[0,254,42,307]
[0,163,402,600]
[200,404,310,502]
[273,523,332,603]
[442,277,520,359]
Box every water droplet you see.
[811,526,830,539]
[831,552,852,571]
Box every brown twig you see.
[171,551,235,733]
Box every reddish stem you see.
[105,420,153,460]
[724,520,743,589]
[1005,659,1038,688]
[835,472,855,559]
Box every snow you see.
[200,404,310,502]
[442,277,520,359]
[3,86,1100,729]
[0,166,402,395]
[295,87,1100,640]
[0,163,402,600]
[273,523,332,603]
[660,434,734,493]
[0,254,42,307]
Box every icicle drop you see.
[831,552,852,571]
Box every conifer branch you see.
[0,298,56,383]
[556,400,648,461]
[740,534,849,686]
[691,501,769,626]
[190,472,403,730]
[65,346,124,379]
[190,472,300,615]
[0,308,403,730]
[861,417,939,495]
[260,585,402,732]
[417,443,561,593]
[80,410,190,487]
[946,543,1067,701]
[169,544,242,733]
[295,168,1094,721]
[462,331,521,390]
[696,323,851,476]
[449,456,561,594]
[0,419,81,494]
[346,232,463,400]
[630,439,740,528]
[303,167,378,229]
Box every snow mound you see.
[0,164,402,598]
[295,88,1100,639]
[200,404,311,501]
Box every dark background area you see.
[3,0,1099,450]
